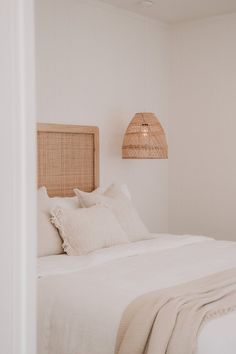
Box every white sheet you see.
[38,234,236,354]
[38,234,211,277]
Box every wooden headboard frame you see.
[37,123,99,197]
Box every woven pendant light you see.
[122,112,168,159]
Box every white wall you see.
[35,0,170,232]
[36,1,236,240]
[169,14,236,240]
[0,0,36,353]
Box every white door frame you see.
[0,0,36,353]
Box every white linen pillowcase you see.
[76,183,132,207]
[104,183,132,200]
[50,205,129,256]
[74,184,149,242]
[37,186,79,257]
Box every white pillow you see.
[74,184,149,242]
[50,205,129,255]
[76,183,131,207]
[104,183,132,200]
[37,187,79,257]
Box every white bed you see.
[38,234,236,354]
[37,124,236,354]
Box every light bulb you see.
[141,123,149,137]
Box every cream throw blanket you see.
[116,268,236,354]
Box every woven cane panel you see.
[38,127,98,197]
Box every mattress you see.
[37,234,236,354]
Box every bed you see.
[37,123,236,354]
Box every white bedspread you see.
[38,234,236,354]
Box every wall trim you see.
[0,0,36,353]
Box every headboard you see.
[37,123,99,197]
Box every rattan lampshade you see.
[122,113,168,159]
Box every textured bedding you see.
[37,234,236,354]
[116,268,236,354]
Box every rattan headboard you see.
[37,123,99,197]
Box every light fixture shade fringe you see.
[122,113,168,159]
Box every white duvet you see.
[38,234,236,354]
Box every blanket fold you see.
[115,268,236,354]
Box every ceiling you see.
[100,0,236,23]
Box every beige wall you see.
[35,0,170,233]
[169,14,236,240]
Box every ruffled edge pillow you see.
[50,205,129,255]
[37,186,79,257]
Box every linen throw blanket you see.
[115,268,236,354]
